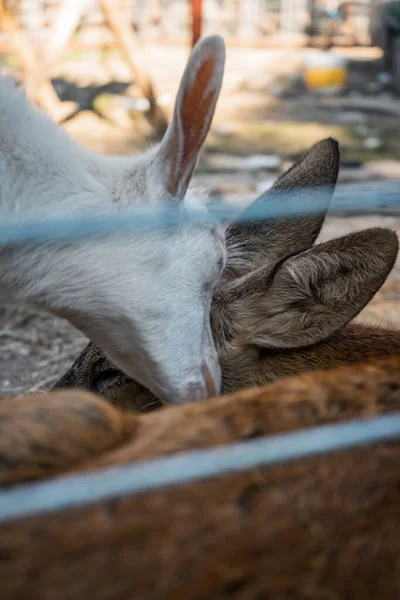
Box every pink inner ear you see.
[168,58,217,195]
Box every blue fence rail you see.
[0,412,399,522]
[1,184,400,247]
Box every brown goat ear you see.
[226,228,398,349]
[223,138,340,281]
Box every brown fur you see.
[54,322,400,413]
[1,355,400,599]
[0,391,137,486]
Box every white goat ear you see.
[155,35,225,201]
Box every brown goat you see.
[1,354,400,599]
[54,137,400,411]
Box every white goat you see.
[0,36,226,405]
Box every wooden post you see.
[191,0,203,48]
[19,0,45,39]
[238,0,259,39]
[280,0,296,39]
[0,0,69,122]
[46,0,90,66]
[99,0,168,136]
[1,0,168,134]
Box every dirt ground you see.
[1,44,400,398]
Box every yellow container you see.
[304,52,348,94]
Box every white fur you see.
[0,35,226,405]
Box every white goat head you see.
[0,36,226,405]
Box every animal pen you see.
[1,180,400,598]
[0,2,400,599]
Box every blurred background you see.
[1,0,400,396]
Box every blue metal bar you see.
[0,412,399,523]
[0,186,399,247]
